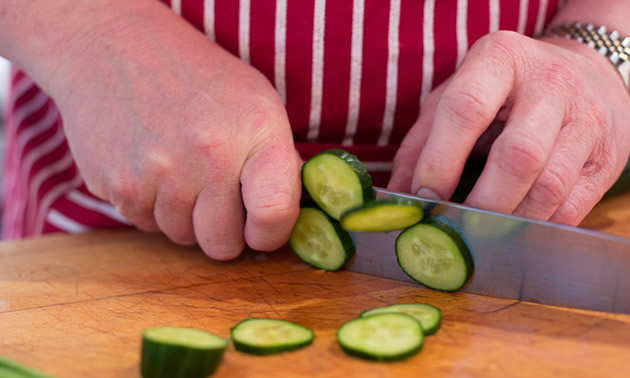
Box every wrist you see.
[546,23,630,93]
[539,34,628,94]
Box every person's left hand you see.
[388,30,630,225]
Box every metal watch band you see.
[546,22,630,92]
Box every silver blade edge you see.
[346,188,630,314]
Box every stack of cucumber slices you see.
[290,148,474,292]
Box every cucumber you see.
[302,149,375,220]
[460,210,524,240]
[396,219,474,292]
[289,205,355,271]
[337,313,424,362]
[0,355,52,378]
[231,318,314,355]
[340,199,424,232]
[141,327,227,378]
[360,303,441,336]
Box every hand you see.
[48,9,301,259]
[389,30,630,225]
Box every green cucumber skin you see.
[302,149,375,215]
[396,218,474,293]
[337,342,423,363]
[339,198,424,232]
[230,319,314,355]
[0,355,52,378]
[289,204,355,272]
[422,318,441,336]
[359,304,442,336]
[140,341,225,378]
[420,309,441,336]
[232,338,314,356]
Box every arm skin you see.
[0,0,302,259]
[389,0,630,226]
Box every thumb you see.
[241,139,302,252]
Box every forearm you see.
[551,0,630,36]
[544,0,630,95]
[0,0,179,95]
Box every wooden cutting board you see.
[1,192,629,378]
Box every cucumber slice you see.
[460,210,524,241]
[340,199,424,232]
[302,149,375,220]
[360,303,441,336]
[231,318,314,355]
[289,205,355,271]
[0,355,51,378]
[396,219,474,292]
[141,327,227,378]
[337,313,424,361]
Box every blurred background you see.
[0,57,9,186]
[0,57,8,119]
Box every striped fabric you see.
[2,0,559,239]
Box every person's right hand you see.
[45,4,301,260]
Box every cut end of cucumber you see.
[302,149,374,220]
[231,318,314,355]
[340,199,424,232]
[141,327,227,378]
[396,221,473,292]
[143,327,227,350]
[337,313,423,362]
[290,206,355,271]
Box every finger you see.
[550,168,610,226]
[411,34,518,200]
[241,143,301,252]
[108,175,159,232]
[464,92,566,214]
[513,121,595,220]
[115,204,159,232]
[154,182,197,245]
[193,176,245,261]
[388,80,448,193]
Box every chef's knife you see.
[346,188,630,314]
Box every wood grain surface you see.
[1,192,629,378]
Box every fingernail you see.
[416,188,441,200]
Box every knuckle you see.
[109,175,140,203]
[439,87,494,129]
[532,62,579,98]
[246,190,299,227]
[553,200,582,226]
[473,30,525,69]
[496,133,547,179]
[142,150,173,178]
[585,106,612,131]
[585,148,613,179]
[531,166,570,206]
[239,102,290,145]
[189,128,227,162]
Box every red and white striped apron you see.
[2,0,560,239]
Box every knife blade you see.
[346,188,630,314]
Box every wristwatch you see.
[546,22,630,92]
